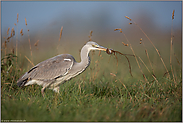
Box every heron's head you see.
[85,41,107,51]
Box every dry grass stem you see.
[25,18,33,62]
[88,30,93,41]
[145,49,155,75]
[16,15,19,62]
[121,32,147,81]
[57,26,63,54]
[170,10,176,85]
[7,27,10,35]
[122,42,128,46]
[34,40,39,47]
[119,80,133,103]
[17,13,19,23]
[20,29,23,36]
[106,48,134,77]
[125,16,131,21]
[34,40,39,50]
[4,41,7,56]
[59,26,63,41]
[125,16,170,79]
[28,38,32,56]
[110,73,116,77]
[174,53,180,66]
[114,28,123,33]
[139,38,142,44]
[114,28,122,31]
[172,10,175,20]
[139,39,156,79]
[4,41,7,48]
[137,56,158,83]
[24,55,35,67]
[11,27,15,37]
[25,18,27,26]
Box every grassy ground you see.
[1,52,182,122]
[1,13,182,122]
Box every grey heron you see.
[17,41,108,96]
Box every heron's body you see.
[17,41,107,96]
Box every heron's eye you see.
[92,44,98,48]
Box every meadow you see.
[1,12,182,122]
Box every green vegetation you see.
[1,63,182,121]
[1,12,182,122]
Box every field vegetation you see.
[1,11,182,122]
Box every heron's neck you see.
[67,45,91,79]
[79,45,90,68]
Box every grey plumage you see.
[17,54,75,86]
[17,41,107,96]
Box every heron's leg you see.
[41,81,55,97]
[53,86,60,93]
[41,87,46,97]
[41,83,51,97]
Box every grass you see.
[1,74,182,121]
[1,11,182,122]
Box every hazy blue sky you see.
[2,1,181,30]
[1,1,182,48]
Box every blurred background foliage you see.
[1,1,182,87]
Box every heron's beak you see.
[97,45,107,51]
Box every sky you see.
[1,1,182,49]
[2,1,181,30]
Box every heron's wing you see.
[17,54,75,85]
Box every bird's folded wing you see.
[17,54,75,83]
